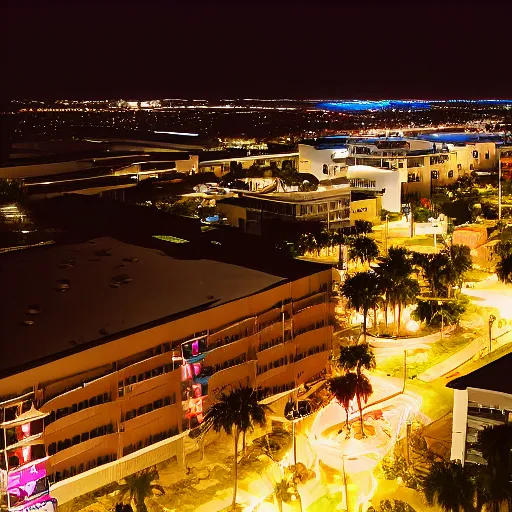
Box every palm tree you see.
[333,230,348,268]
[442,244,472,292]
[204,386,270,509]
[348,236,379,267]
[389,277,420,336]
[340,272,382,341]
[338,343,376,374]
[496,253,512,284]
[354,220,373,236]
[274,479,294,512]
[335,343,376,438]
[118,467,165,512]
[375,247,414,328]
[316,230,331,256]
[353,372,373,438]
[296,232,316,257]
[423,460,475,512]
[328,373,358,435]
[413,252,451,298]
[476,424,512,512]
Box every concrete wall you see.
[450,389,468,463]
[350,198,381,224]
[298,144,336,181]
[176,155,199,174]
[348,166,401,212]
[50,433,185,506]
[0,160,90,179]
[217,203,247,230]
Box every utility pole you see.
[438,301,444,340]
[384,214,389,256]
[342,455,349,512]
[403,350,407,392]
[409,203,414,238]
[406,421,412,466]
[489,315,496,354]
[498,148,502,221]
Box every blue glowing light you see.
[318,100,431,112]
[317,99,512,112]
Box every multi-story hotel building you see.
[217,187,355,233]
[0,234,333,510]
[299,133,505,212]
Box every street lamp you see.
[438,301,444,340]
[498,147,502,221]
[488,315,496,354]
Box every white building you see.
[447,352,512,466]
[299,133,505,213]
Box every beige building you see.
[217,187,356,233]
[199,152,299,178]
[0,236,333,509]
[299,133,505,212]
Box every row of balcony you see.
[256,342,328,377]
[47,422,115,456]
[45,392,111,427]
[49,453,117,484]
[122,425,180,457]
[122,394,177,422]
[7,301,329,447]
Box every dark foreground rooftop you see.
[447,351,512,395]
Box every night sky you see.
[5,0,512,100]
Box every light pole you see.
[342,454,349,512]
[403,349,407,393]
[438,301,444,340]
[498,147,502,221]
[384,213,389,256]
[489,315,496,354]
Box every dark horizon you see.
[5,0,512,101]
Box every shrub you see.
[380,499,417,512]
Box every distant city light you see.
[154,130,199,137]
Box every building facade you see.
[199,153,299,178]
[299,133,505,213]
[0,237,333,510]
[217,188,355,233]
[448,352,512,467]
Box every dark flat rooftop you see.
[0,195,330,378]
[0,236,287,378]
[447,351,512,395]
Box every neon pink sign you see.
[11,495,56,512]
[8,458,48,491]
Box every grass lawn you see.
[307,492,343,512]
[377,330,475,379]
[465,268,492,282]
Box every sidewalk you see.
[417,336,484,382]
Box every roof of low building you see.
[447,351,512,395]
[0,235,324,378]
[0,195,330,378]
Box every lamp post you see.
[438,301,444,340]
[498,147,502,221]
[342,454,349,512]
[488,315,496,354]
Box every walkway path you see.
[417,336,484,382]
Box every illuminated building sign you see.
[11,495,57,512]
[8,459,48,492]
